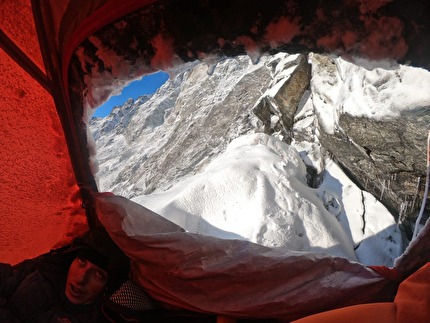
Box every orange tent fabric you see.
[291,262,430,323]
[395,262,430,322]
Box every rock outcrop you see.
[321,107,429,237]
[255,53,429,238]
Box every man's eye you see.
[77,257,87,266]
[94,270,107,281]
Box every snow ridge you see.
[89,54,410,266]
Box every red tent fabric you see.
[94,192,401,321]
[1,0,87,264]
[0,0,156,264]
[1,0,429,320]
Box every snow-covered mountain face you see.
[88,53,429,266]
[89,56,273,197]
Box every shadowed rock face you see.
[251,53,429,238]
[321,111,429,237]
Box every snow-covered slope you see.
[87,53,429,266]
[132,132,402,265]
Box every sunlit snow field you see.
[91,53,430,268]
[132,133,403,266]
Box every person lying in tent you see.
[0,230,219,323]
[0,231,131,322]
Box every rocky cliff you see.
[253,53,429,238]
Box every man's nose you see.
[76,269,91,285]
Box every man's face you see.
[65,256,109,305]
